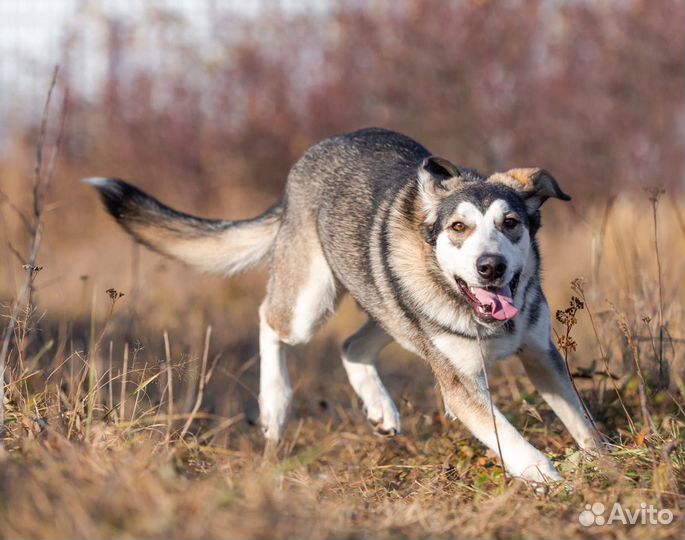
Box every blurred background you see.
[1,0,683,426]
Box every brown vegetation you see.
[0,1,683,538]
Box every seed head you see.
[106,288,125,301]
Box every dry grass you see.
[0,79,684,540]
[0,183,683,539]
[0,335,682,539]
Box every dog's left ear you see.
[489,168,571,212]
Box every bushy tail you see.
[86,177,283,275]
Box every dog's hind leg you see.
[342,319,401,435]
[258,304,293,443]
[258,223,340,442]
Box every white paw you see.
[343,361,401,435]
[259,385,292,441]
[502,445,562,482]
[515,457,562,483]
[366,391,401,436]
[579,433,612,454]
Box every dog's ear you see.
[417,156,463,215]
[489,168,571,212]
[417,156,464,245]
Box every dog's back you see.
[282,128,430,319]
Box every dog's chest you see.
[431,330,523,377]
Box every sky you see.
[0,2,218,110]
[0,0,326,124]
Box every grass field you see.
[1,148,683,539]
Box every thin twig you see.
[163,331,174,442]
[0,192,32,233]
[108,340,114,413]
[0,66,61,436]
[572,280,635,434]
[669,194,685,239]
[661,440,682,498]
[646,186,667,389]
[476,327,506,486]
[119,343,129,423]
[610,302,656,436]
[180,326,212,440]
[590,196,615,293]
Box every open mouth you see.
[456,272,521,324]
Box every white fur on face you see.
[435,200,530,287]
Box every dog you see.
[87,127,603,481]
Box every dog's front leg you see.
[435,364,561,482]
[519,341,604,451]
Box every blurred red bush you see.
[11,0,685,205]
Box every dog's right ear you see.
[417,156,463,245]
[417,156,462,217]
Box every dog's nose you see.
[476,254,507,281]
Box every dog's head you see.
[417,157,570,326]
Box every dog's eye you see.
[503,217,519,230]
[451,221,467,233]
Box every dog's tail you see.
[85,177,283,275]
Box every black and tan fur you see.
[88,128,603,481]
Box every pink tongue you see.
[472,287,518,321]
